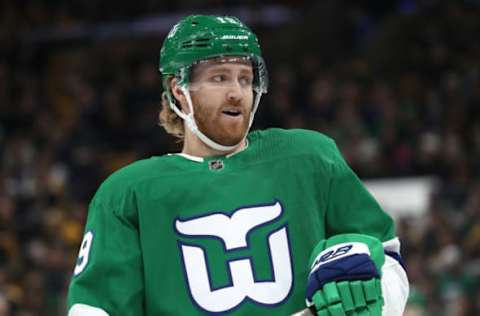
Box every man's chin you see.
[207,129,247,147]
[214,135,245,147]
[197,118,250,147]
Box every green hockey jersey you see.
[67,128,395,316]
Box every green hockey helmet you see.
[159,15,268,95]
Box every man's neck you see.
[182,136,247,158]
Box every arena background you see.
[1,1,480,315]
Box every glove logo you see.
[318,244,353,263]
[174,201,293,313]
[310,242,371,274]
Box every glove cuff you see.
[308,234,385,276]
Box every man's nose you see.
[226,81,243,102]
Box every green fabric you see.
[313,280,383,316]
[67,128,395,315]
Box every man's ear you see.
[170,78,189,113]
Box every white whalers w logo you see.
[174,201,293,313]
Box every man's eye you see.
[239,76,253,86]
[211,75,225,82]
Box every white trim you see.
[382,237,401,254]
[68,304,109,316]
[174,153,204,162]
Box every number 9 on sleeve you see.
[74,231,94,276]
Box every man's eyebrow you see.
[205,65,253,74]
[190,63,253,81]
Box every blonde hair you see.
[158,83,185,139]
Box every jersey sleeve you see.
[67,183,144,316]
[381,254,409,315]
[323,140,395,242]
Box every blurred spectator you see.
[0,293,10,316]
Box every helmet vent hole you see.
[181,38,210,48]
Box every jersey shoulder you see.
[250,128,342,164]
[93,156,177,205]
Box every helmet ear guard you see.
[159,15,268,151]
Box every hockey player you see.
[67,15,409,316]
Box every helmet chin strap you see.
[169,86,262,153]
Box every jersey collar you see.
[170,139,249,163]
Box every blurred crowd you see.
[1,1,480,315]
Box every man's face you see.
[188,58,254,146]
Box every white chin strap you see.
[170,86,262,152]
